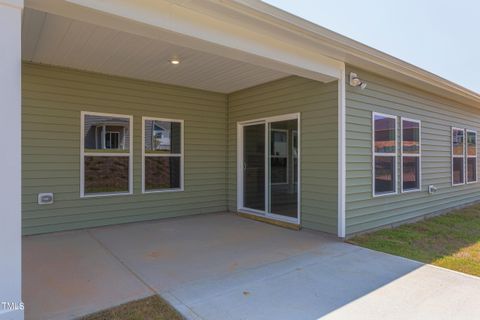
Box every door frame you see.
[237,113,301,225]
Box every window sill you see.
[401,188,421,193]
[81,191,132,198]
[372,191,398,198]
[452,183,466,187]
[142,188,184,194]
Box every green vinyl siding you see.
[227,76,338,234]
[23,64,339,235]
[22,63,227,235]
[345,66,480,235]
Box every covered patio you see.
[0,2,348,318]
[24,213,480,320]
[19,0,345,236]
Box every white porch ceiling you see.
[21,8,289,93]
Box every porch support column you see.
[0,1,24,319]
[337,66,346,238]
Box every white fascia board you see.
[0,0,23,9]
[26,0,343,82]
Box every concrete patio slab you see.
[89,213,334,291]
[23,230,153,320]
[23,213,480,320]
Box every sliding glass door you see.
[239,114,299,223]
[268,119,298,219]
[243,123,266,211]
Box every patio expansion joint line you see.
[86,230,157,295]
[160,289,208,320]
[87,230,207,320]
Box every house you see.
[84,115,130,151]
[1,0,479,319]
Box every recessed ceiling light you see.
[170,59,180,65]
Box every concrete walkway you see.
[23,213,480,320]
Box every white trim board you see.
[337,68,346,238]
[0,2,24,319]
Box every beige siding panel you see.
[22,63,227,235]
[227,76,338,234]
[345,66,480,235]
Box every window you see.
[452,127,465,185]
[466,130,477,183]
[81,112,132,197]
[142,117,184,192]
[105,131,120,149]
[373,113,397,196]
[401,118,421,192]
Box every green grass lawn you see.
[80,295,183,320]
[349,204,480,277]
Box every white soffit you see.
[21,8,291,93]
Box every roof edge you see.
[225,0,480,106]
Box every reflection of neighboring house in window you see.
[144,121,171,151]
[452,130,464,155]
[271,130,287,157]
[374,128,395,152]
[153,122,171,151]
[84,117,129,150]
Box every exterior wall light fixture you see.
[349,72,367,89]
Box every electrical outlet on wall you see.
[38,193,54,205]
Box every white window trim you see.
[400,117,421,193]
[452,127,466,186]
[142,116,184,194]
[372,112,398,197]
[466,129,478,184]
[80,111,133,198]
